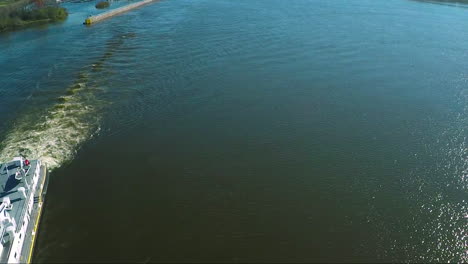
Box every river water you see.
[0,0,467,262]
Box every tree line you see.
[0,0,67,31]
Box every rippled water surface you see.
[0,0,467,262]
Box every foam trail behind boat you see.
[0,33,136,170]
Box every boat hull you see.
[19,164,48,264]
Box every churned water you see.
[0,0,467,262]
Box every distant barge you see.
[84,0,155,25]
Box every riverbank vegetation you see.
[95,1,109,9]
[0,0,68,32]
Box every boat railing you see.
[15,169,34,233]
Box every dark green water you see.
[0,0,467,262]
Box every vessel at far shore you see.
[84,0,155,25]
[0,157,48,263]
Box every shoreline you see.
[0,19,51,33]
[0,3,68,33]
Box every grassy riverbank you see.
[0,0,67,32]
